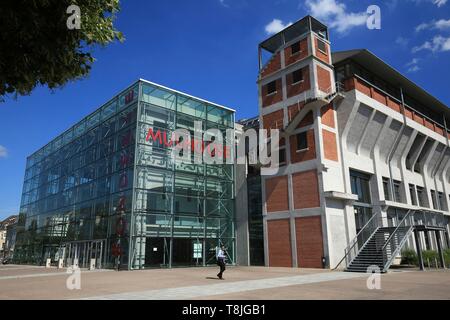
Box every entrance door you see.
[145,238,168,267]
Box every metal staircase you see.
[337,209,448,273]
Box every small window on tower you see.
[267,81,277,95]
[291,42,301,55]
[296,131,308,151]
[317,39,327,54]
[292,69,303,84]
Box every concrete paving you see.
[0,264,449,300]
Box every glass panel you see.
[141,83,175,110]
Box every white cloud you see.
[264,19,293,35]
[406,58,421,65]
[416,19,450,32]
[219,0,229,8]
[406,58,421,72]
[0,145,7,158]
[396,36,409,47]
[412,0,448,6]
[407,65,421,72]
[305,0,368,33]
[412,35,450,52]
[433,0,447,7]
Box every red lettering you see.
[163,131,173,147]
[146,128,162,144]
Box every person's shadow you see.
[205,277,221,280]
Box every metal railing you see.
[381,210,414,272]
[334,209,448,271]
[333,211,383,270]
[412,210,447,229]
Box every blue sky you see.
[1,0,450,220]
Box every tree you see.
[0,0,124,100]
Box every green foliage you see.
[422,250,439,267]
[401,249,418,266]
[0,0,123,100]
[444,249,450,267]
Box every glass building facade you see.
[14,80,236,269]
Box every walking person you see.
[216,245,226,280]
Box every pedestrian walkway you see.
[82,271,368,300]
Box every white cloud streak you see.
[219,0,229,8]
[406,58,421,72]
[416,19,450,32]
[264,19,293,35]
[413,35,450,52]
[0,145,7,158]
[305,0,368,33]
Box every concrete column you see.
[435,231,446,269]
[414,230,425,271]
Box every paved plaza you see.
[0,264,449,300]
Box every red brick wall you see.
[355,78,371,96]
[386,97,401,113]
[290,129,316,163]
[287,102,306,123]
[404,108,413,120]
[263,109,284,131]
[265,176,289,213]
[268,219,293,267]
[317,66,332,93]
[297,110,314,129]
[321,104,335,128]
[295,216,324,268]
[314,37,330,64]
[261,52,281,79]
[424,119,434,131]
[292,170,320,209]
[262,79,283,108]
[286,67,311,99]
[413,112,425,126]
[435,126,444,136]
[371,87,387,105]
[284,38,309,66]
[323,129,338,162]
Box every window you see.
[279,149,286,165]
[267,81,277,95]
[393,180,402,203]
[291,42,300,55]
[409,184,417,206]
[350,170,371,204]
[382,177,391,201]
[417,187,427,207]
[292,69,303,84]
[438,192,445,211]
[317,39,327,54]
[296,132,308,151]
[431,190,438,210]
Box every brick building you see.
[254,16,450,272]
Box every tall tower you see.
[258,16,344,268]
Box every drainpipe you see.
[387,88,407,203]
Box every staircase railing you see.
[381,210,414,272]
[333,211,383,270]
